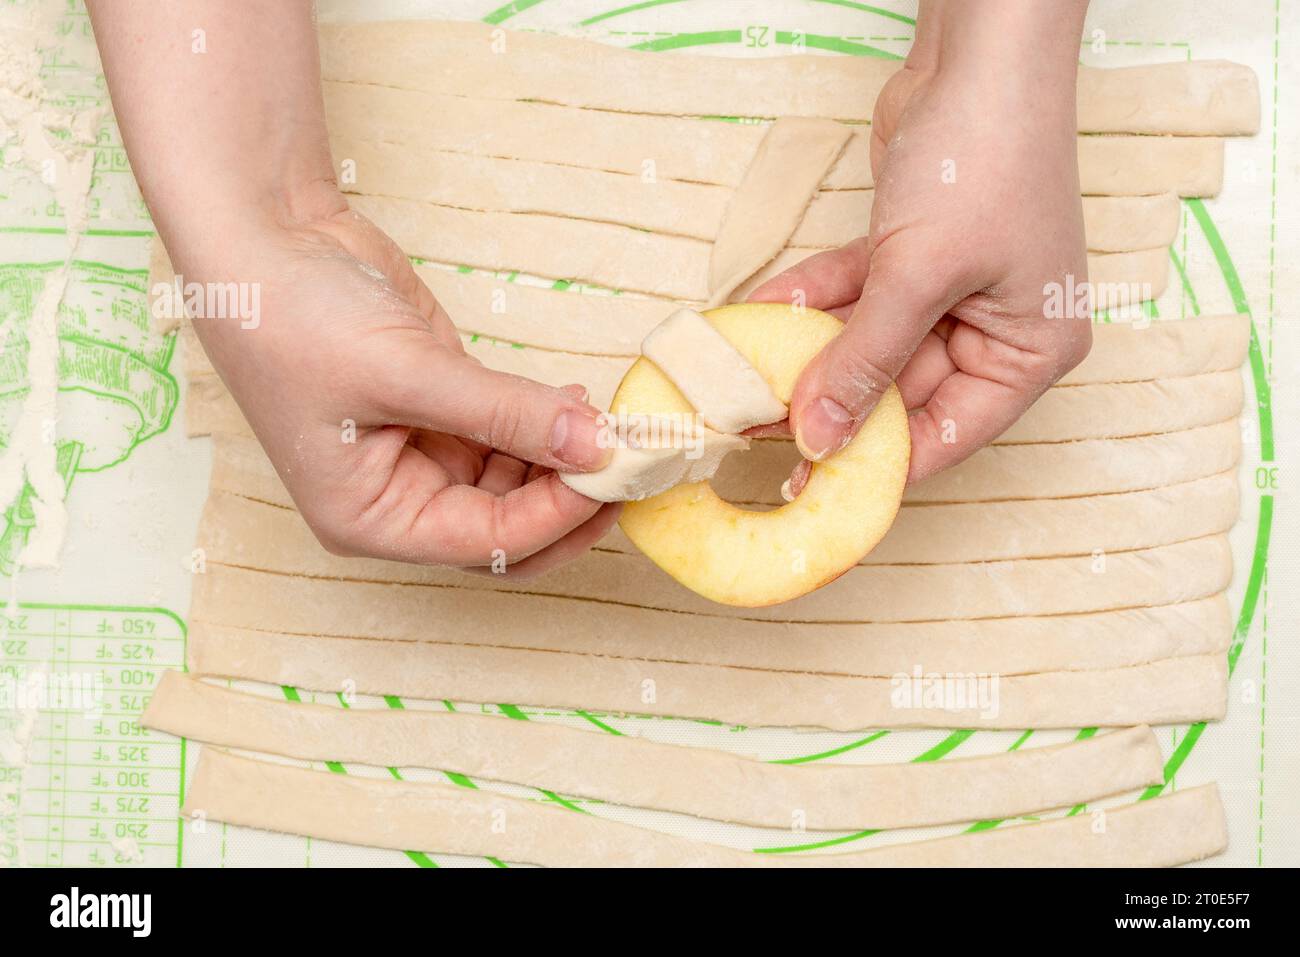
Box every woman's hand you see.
[194,194,619,577]
[88,0,617,577]
[751,0,1093,486]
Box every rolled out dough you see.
[186,323,1226,443]
[335,142,1176,253]
[183,748,1226,867]
[187,624,1229,730]
[200,463,1238,577]
[319,21,1258,135]
[204,415,1242,510]
[192,531,1232,626]
[347,193,1168,305]
[323,81,1228,197]
[182,556,1232,676]
[904,419,1241,502]
[997,370,1242,443]
[147,673,1163,832]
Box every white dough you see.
[557,416,747,503]
[640,308,787,433]
[146,673,1164,832]
[187,626,1229,730]
[183,748,1227,867]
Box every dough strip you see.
[200,463,1238,574]
[323,82,1227,196]
[185,331,1227,438]
[347,194,1168,304]
[185,559,1232,677]
[192,531,1232,625]
[186,628,1228,730]
[334,142,1179,253]
[184,748,1227,867]
[318,21,1258,135]
[146,673,1164,831]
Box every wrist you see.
[914,0,1086,102]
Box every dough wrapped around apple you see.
[561,303,910,607]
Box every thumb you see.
[790,237,965,461]
[382,338,613,472]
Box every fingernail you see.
[780,477,796,502]
[795,397,854,461]
[550,410,613,470]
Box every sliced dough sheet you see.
[194,531,1232,625]
[186,328,1233,443]
[187,627,1230,730]
[1080,192,1180,252]
[998,370,1242,443]
[336,140,1177,252]
[147,673,1163,831]
[349,193,715,300]
[319,21,1258,134]
[200,465,1239,578]
[185,560,1233,677]
[1087,247,1172,309]
[324,81,1227,196]
[165,229,1245,373]
[1060,314,1250,385]
[184,748,1227,867]
[706,117,851,304]
[1077,134,1223,197]
[204,417,1242,510]
[732,246,1167,307]
[349,193,1167,304]
[324,80,872,190]
[318,20,899,124]
[904,419,1241,503]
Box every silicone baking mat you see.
[1,0,1295,867]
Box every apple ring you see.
[614,302,910,607]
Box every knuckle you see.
[486,392,528,453]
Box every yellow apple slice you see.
[615,302,910,607]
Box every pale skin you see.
[90,0,1090,572]
[753,0,1094,493]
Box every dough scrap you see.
[639,309,787,433]
[324,81,1227,196]
[319,21,1258,135]
[557,417,747,503]
[146,673,1164,832]
[182,553,1232,676]
[187,626,1229,730]
[192,533,1232,626]
[183,748,1227,867]
[705,117,850,304]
